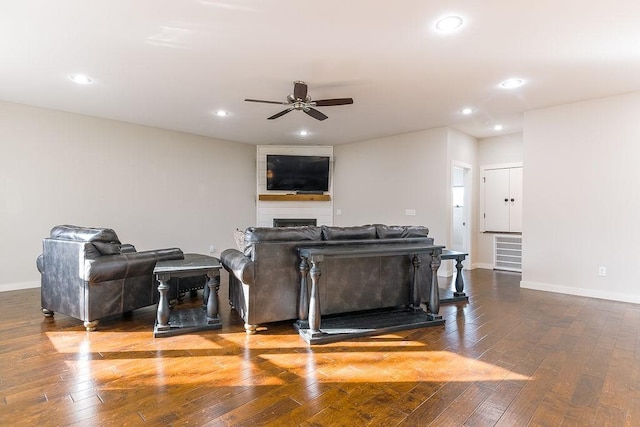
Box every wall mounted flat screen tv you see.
[266,155,330,192]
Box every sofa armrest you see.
[36,254,44,274]
[86,248,184,283]
[221,249,255,285]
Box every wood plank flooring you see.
[1,269,639,426]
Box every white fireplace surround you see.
[256,145,333,227]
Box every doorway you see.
[451,162,472,270]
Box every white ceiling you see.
[2,1,640,145]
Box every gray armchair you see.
[36,225,185,331]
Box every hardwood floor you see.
[1,269,639,426]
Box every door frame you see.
[450,161,473,272]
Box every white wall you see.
[478,133,523,166]
[0,101,256,291]
[333,127,480,277]
[333,127,449,244]
[476,133,523,267]
[521,91,640,303]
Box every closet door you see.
[508,167,523,232]
[484,168,511,232]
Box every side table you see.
[154,253,222,337]
[440,249,469,303]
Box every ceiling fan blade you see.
[304,108,328,121]
[245,98,289,105]
[314,98,354,107]
[293,81,308,100]
[267,108,294,120]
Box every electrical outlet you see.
[598,267,607,277]
[404,209,416,216]
[336,209,342,215]
[209,245,216,254]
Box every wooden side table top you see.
[154,253,221,275]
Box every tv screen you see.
[266,155,330,192]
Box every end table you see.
[153,253,222,337]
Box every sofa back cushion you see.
[245,226,322,243]
[244,226,322,257]
[321,225,377,241]
[375,224,429,239]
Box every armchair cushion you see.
[92,241,122,255]
[50,224,120,243]
[87,248,183,283]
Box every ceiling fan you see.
[245,81,354,121]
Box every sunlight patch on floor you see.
[261,350,531,383]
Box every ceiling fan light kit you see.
[245,81,354,121]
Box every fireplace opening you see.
[273,218,317,227]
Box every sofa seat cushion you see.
[322,225,377,241]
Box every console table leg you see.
[428,252,442,320]
[308,260,322,335]
[411,254,422,311]
[298,256,310,327]
[203,279,209,307]
[156,276,171,330]
[206,271,221,325]
[454,257,466,297]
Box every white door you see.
[509,167,523,232]
[484,168,511,232]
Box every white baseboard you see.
[520,280,640,304]
[0,280,40,292]
[472,263,493,270]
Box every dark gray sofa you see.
[37,225,189,331]
[221,224,441,333]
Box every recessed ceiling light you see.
[215,110,229,117]
[500,78,525,89]
[461,108,474,115]
[298,130,309,137]
[435,16,464,33]
[68,74,93,84]
[494,124,504,131]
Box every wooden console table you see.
[297,243,444,344]
[153,254,222,338]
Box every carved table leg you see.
[428,251,442,320]
[411,254,422,311]
[205,270,222,326]
[297,256,310,329]
[308,260,322,336]
[156,274,171,331]
[454,256,466,297]
[83,320,99,332]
